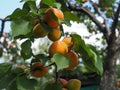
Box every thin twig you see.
[66,0,104,31]
[111,3,120,31]
[89,0,110,43]
[54,63,59,83]
[109,2,120,44]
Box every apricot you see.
[17,65,24,69]
[66,79,81,90]
[9,43,14,47]
[33,23,48,38]
[62,37,73,49]
[31,62,48,77]
[43,8,64,28]
[49,41,68,56]
[82,0,88,3]
[104,7,110,11]
[62,88,68,90]
[59,78,68,87]
[47,28,61,41]
[65,51,78,70]
[24,67,30,72]
[116,80,120,87]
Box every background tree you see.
[0,0,120,90]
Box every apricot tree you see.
[0,0,120,90]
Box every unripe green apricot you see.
[66,79,81,90]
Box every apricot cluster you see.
[31,7,79,78]
[33,8,64,41]
[49,36,78,70]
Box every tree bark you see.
[100,3,120,90]
[100,39,120,90]
[100,69,118,90]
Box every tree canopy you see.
[0,0,120,90]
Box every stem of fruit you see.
[46,62,55,67]
[46,62,59,83]
[54,63,59,83]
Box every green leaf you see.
[11,19,33,38]
[64,11,81,22]
[17,75,37,90]
[95,56,103,76]
[7,8,28,19]
[40,21,52,32]
[55,3,61,9]
[7,81,17,90]
[88,45,103,76]
[21,40,33,59]
[0,63,12,79]
[12,68,24,75]
[51,53,69,72]
[72,34,103,75]
[76,0,82,3]
[25,1,37,14]
[22,1,31,12]
[0,73,16,90]
[41,0,56,7]
[44,82,62,90]
[34,54,50,64]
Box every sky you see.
[0,0,23,32]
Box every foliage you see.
[0,0,120,90]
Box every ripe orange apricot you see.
[65,50,78,70]
[62,37,73,48]
[49,41,68,56]
[43,8,64,28]
[47,28,61,41]
[31,62,48,77]
[33,23,48,38]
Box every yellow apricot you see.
[62,37,73,48]
[49,41,68,56]
[33,23,48,38]
[65,50,78,70]
[43,8,64,28]
[66,79,81,90]
[47,28,61,41]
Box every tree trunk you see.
[100,42,120,90]
[100,69,118,90]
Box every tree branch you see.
[0,20,5,37]
[89,0,111,43]
[111,3,120,32]
[0,18,11,37]
[0,18,11,21]
[109,3,120,44]
[66,0,104,32]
